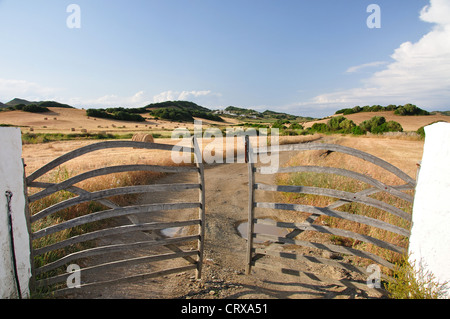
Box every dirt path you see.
[67,151,383,299]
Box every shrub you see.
[386,255,449,299]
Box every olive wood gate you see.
[25,137,205,296]
[245,137,415,294]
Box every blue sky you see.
[0,0,449,117]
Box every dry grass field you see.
[0,107,236,136]
[303,111,450,132]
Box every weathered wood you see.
[29,164,198,202]
[245,135,256,275]
[36,250,199,288]
[257,165,413,203]
[253,247,391,282]
[192,136,206,279]
[252,261,387,295]
[255,183,411,222]
[255,202,410,237]
[254,218,405,254]
[51,264,198,296]
[31,183,201,223]
[34,220,201,256]
[254,143,416,186]
[254,234,395,270]
[27,140,193,183]
[32,203,201,240]
[35,235,200,275]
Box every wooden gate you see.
[25,137,205,296]
[245,137,415,294]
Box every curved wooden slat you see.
[31,183,201,223]
[257,165,413,203]
[35,235,200,275]
[34,219,201,256]
[50,265,198,296]
[254,143,416,186]
[255,202,410,237]
[32,203,201,240]
[29,164,198,202]
[254,218,406,254]
[254,234,395,270]
[36,250,199,288]
[26,141,194,183]
[255,183,411,222]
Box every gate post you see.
[0,128,31,298]
[409,122,450,298]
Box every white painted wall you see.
[0,127,31,299]
[409,122,450,298]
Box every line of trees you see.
[335,104,430,116]
[310,115,403,135]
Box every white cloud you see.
[64,91,150,109]
[153,90,216,103]
[0,78,60,102]
[300,0,450,114]
[346,61,388,73]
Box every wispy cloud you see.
[346,61,388,73]
[296,0,450,115]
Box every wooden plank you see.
[255,183,412,222]
[29,164,198,202]
[31,183,201,223]
[36,250,199,288]
[255,202,410,237]
[192,136,206,279]
[253,247,392,282]
[35,235,200,275]
[51,264,198,297]
[34,219,201,256]
[27,141,193,183]
[252,261,387,295]
[32,203,201,240]
[257,165,413,203]
[246,135,256,275]
[254,218,405,254]
[254,234,395,270]
[253,143,416,186]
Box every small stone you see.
[209,290,216,295]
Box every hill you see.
[3,98,75,109]
[0,101,5,108]
[5,98,35,106]
[219,106,315,123]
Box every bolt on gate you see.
[24,137,205,296]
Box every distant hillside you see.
[0,101,5,108]
[4,98,74,109]
[145,100,223,122]
[431,111,450,116]
[5,98,35,106]
[220,106,315,122]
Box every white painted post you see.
[0,127,31,299]
[409,122,450,298]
